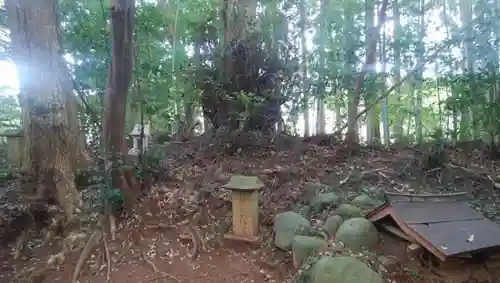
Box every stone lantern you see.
[223,175,264,242]
[128,123,151,156]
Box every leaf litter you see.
[1,134,500,283]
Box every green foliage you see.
[1,0,500,144]
[100,187,125,213]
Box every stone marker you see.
[223,175,264,242]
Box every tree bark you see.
[6,0,83,219]
[299,0,310,136]
[346,0,389,144]
[393,0,404,141]
[103,0,139,209]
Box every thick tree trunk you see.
[103,0,139,209]
[6,0,82,219]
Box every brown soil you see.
[1,137,499,283]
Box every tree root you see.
[103,236,111,282]
[15,266,49,283]
[71,229,102,283]
[142,252,180,282]
[109,215,116,241]
[179,227,198,259]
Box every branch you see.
[71,77,102,129]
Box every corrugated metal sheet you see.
[409,219,500,256]
[390,202,483,224]
[370,192,500,258]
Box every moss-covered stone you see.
[292,236,328,268]
[335,204,363,220]
[274,211,311,250]
[323,215,343,237]
[335,217,379,252]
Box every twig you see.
[72,229,102,283]
[143,252,180,282]
[339,172,352,185]
[104,236,111,282]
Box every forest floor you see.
[1,134,500,283]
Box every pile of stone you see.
[273,183,389,283]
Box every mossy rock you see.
[323,215,343,237]
[295,205,312,220]
[351,194,379,209]
[335,204,363,220]
[274,211,311,250]
[292,236,328,268]
[310,193,342,213]
[335,217,379,252]
[304,183,342,202]
[309,256,384,283]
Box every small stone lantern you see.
[1,128,25,168]
[128,123,151,156]
[223,175,264,242]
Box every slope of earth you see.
[1,135,500,283]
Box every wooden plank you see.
[377,223,412,242]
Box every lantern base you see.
[224,233,260,244]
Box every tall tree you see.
[459,0,474,140]
[103,0,139,208]
[315,0,328,134]
[5,0,85,220]
[364,0,379,143]
[346,0,389,143]
[393,0,404,141]
[414,0,426,143]
[299,0,310,136]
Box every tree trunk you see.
[346,0,389,144]
[380,26,390,144]
[299,0,310,137]
[344,5,358,142]
[415,0,425,143]
[103,0,139,209]
[315,0,328,135]
[459,0,474,141]
[6,0,82,219]
[364,0,376,144]
[393,0,404,141]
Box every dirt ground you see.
[1,136,500,283]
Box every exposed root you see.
[71,229,102,283]
[109,215,116,241]
[103,235,111,282]
[193,227,206,253]
[15,266,49,283]
[179,227,198,258]
[13,230,27,260]
[143,251,180,282]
